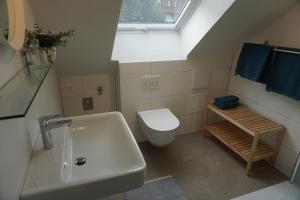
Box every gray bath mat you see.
[123,175,186,200]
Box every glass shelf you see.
[0,64,51,120]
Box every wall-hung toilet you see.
[137,108,180,147]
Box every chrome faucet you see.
[39,114,72,150]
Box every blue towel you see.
[215,95,239,104]
[214,101,239,110]
[235,43,273,81]
[265,47,300,100]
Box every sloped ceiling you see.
[29,0,122,76]
[28,0,298,74]
[189,0,298,60]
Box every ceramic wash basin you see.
[21,112,146,200]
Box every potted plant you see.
[23,24,74,65]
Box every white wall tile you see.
[119,62,151,75]
[151,60,193,73]
[61,73,114,117]
[192,112,203,132]
[60,76,83,98]
[196,54,234,69]
[120,75,151,100]
[227,4,300,176]
[176,114,192,135]
[275,144,299,177]
[254,105,300,151]
[231,91,258,111]
[258,86,300,123]
[229,65,300,177]
[189,94,208,113]
[150,95,189,116]
[191,68,211,90]
[119,61,232,143]
[229,75,262,102]
[84,95,112,115]
[121,99,151,123]
[151,71,192,97]
[82,74,110,96]
[211,68,231,91]
[208,90,228,102]
[63,97,84,117]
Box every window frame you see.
[117,0,200,32]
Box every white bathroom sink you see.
[21,112,146,200]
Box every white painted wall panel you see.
[0,67,63,200]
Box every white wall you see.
[189,0,297,58]
[118,59,231,141]
[112,31,185,63]
[0,66,63,200]
[112,0,234,63]
[180,0,235,55]
[0,117,31,200]
[112,0,295,64]
[0,3,36,198]
[228,3,300,177]
[29,0,122,76]
[29,0,122,112]
[25,67,63,148]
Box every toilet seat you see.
[138,109,180,132]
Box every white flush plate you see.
[150,76,160,89]
[141,76,160,90]
[142,76,152,90]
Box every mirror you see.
[0,0,25,50]
[0,0,9,44]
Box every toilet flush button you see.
[151,76,160,89]
[142,76,152,90]
[142,76,160,90]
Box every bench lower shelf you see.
[205,121,276,163]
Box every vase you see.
[47,47,57,63]
[30,52,42,67]
[24,52,33,66]
[39,50,48,65]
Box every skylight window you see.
[118,0,197,31]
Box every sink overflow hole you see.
[74,157,87,166]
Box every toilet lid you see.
[138,109,180,132]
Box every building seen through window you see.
[119,0,190,24]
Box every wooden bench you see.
[202,103,284,175]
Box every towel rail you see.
[273,48,300,55]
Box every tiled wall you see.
[118,60,231,142]
[60,74,114,116]
[228,3,300,177]
[229,73,300,177]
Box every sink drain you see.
[74,157,87,166]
